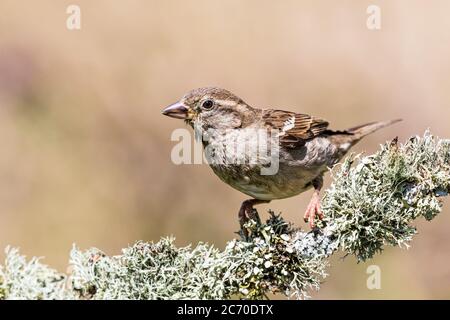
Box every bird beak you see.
[162,102,190,120]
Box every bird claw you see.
[238,199,269,240]
[303,193,324,228]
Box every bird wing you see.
[262,109,329,148]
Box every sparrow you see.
[162,87,400,232]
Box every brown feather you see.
[262,109,329,147]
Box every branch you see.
[1,132,449,300]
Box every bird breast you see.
[204,128,339,200]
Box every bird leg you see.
[303,177,324,228]
[238,199,270,237]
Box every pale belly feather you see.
[207,130,339,200]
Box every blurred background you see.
[0,0,449,299]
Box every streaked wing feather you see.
[262,109,329,147]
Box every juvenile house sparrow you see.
[163,87,400,232]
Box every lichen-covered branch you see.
[1,132,449,300]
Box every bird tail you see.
[330,119,402,155]
[346,119,402,140]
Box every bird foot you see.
[303,192,324,228]
[238,199,269,239]
[239,201,260,230]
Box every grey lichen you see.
[68,212,327,300]
[321,132,450,261]
[0,132,448,300]
[0,247,72,300]
[70,239,231,299]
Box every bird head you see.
[162,87,256,131]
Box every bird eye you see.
[201,99,214,110]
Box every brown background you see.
[0,0,449,299]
